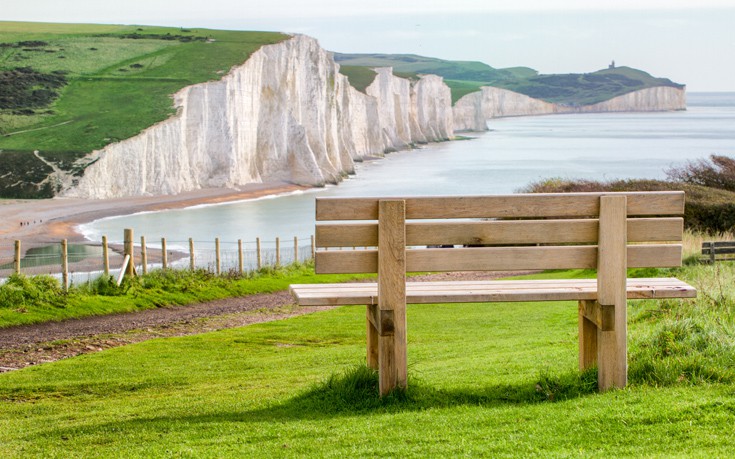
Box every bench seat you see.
[290,277,696,306]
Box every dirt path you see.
[0,271,533,373]
[0,291,332,372]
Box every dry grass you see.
[682,229,735,261]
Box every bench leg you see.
[596,194,628,391]
[598,300,627,391]
[376,305,407,397]
[367,304,379,370]
[578,300,598,370]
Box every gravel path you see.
[0,291,330,372]
[0,271,532,372]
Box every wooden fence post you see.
[124,228,135,278]
[215,237,221,275]
[294,236,298,264]
[275,237,281,267]
[161,238,167,270]
[189,238,195,271]
[238,239,244,275]
[102,236,109,276]
[61,239,69,292]
[140,236,148,275]
[256,237,262,270]
[13,240,21,275]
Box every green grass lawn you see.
[1,263,734,456]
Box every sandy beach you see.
[0,182,308,260]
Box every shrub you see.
[520,176,735,233]
[0,274,63,308]
[666,155,735,192]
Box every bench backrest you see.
[314,191,685,274]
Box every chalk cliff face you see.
[453,87,561,132]
[575,86,686,113]
[61,34,684,199]
[63,35,453,199]
[453,86,686,131]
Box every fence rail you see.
[0,229,316,289]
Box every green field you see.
[336,53,683,107]
[0,264,372,329]
[0,21,287,198]
[0,260,734,457]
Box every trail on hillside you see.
[0,271,531,372]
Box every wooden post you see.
[140,236,148,275]
[578,300,599,371]
[61,239,69,291]
[117,255,130,286]
[161,237,167,270]
[102,236,109,276]
[124,228,135,278]
[275,237,281,267]
[377,199,407,396]
[256,237,262,270]
[189,238,195,271]
[13,240,21,275]
[367,303,379,370]
[238,239,244,275]
[709,241,715,264]
[311,235,315,261]
[215,237,221,275]
[596,195,628,391]
[294,236,299,263]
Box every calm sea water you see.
[81,92,735,250]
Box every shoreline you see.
[0,182,309,259]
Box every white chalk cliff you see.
[453,86,686,132]
[61,35,684,199]
[63,35,453,199]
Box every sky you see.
[4,1,735,91]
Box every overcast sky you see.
[4,1,734,91]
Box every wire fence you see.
[0,232,315,288]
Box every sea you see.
[80,92,735,254]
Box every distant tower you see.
[609,60,616,69]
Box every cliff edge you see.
[62,35,453,199]
[59,35,684,199]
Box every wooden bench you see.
[290,192,697,395]
[702,241,735,263]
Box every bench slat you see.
[702,241,735,248]
[702,247,735,255]
[290,278,697,306]
[316,192,684,221]
[316,218,683,247]
[315,245,682,274]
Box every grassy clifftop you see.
[335,53,683,106]
[0,21,287,198]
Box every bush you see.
[0,274,64,308]
[666,155,735,192]
[520,176,735,233]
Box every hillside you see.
[335,53,536,103]
[335,53,683,106]
[0,21,287,198]
[496,66,685,106]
